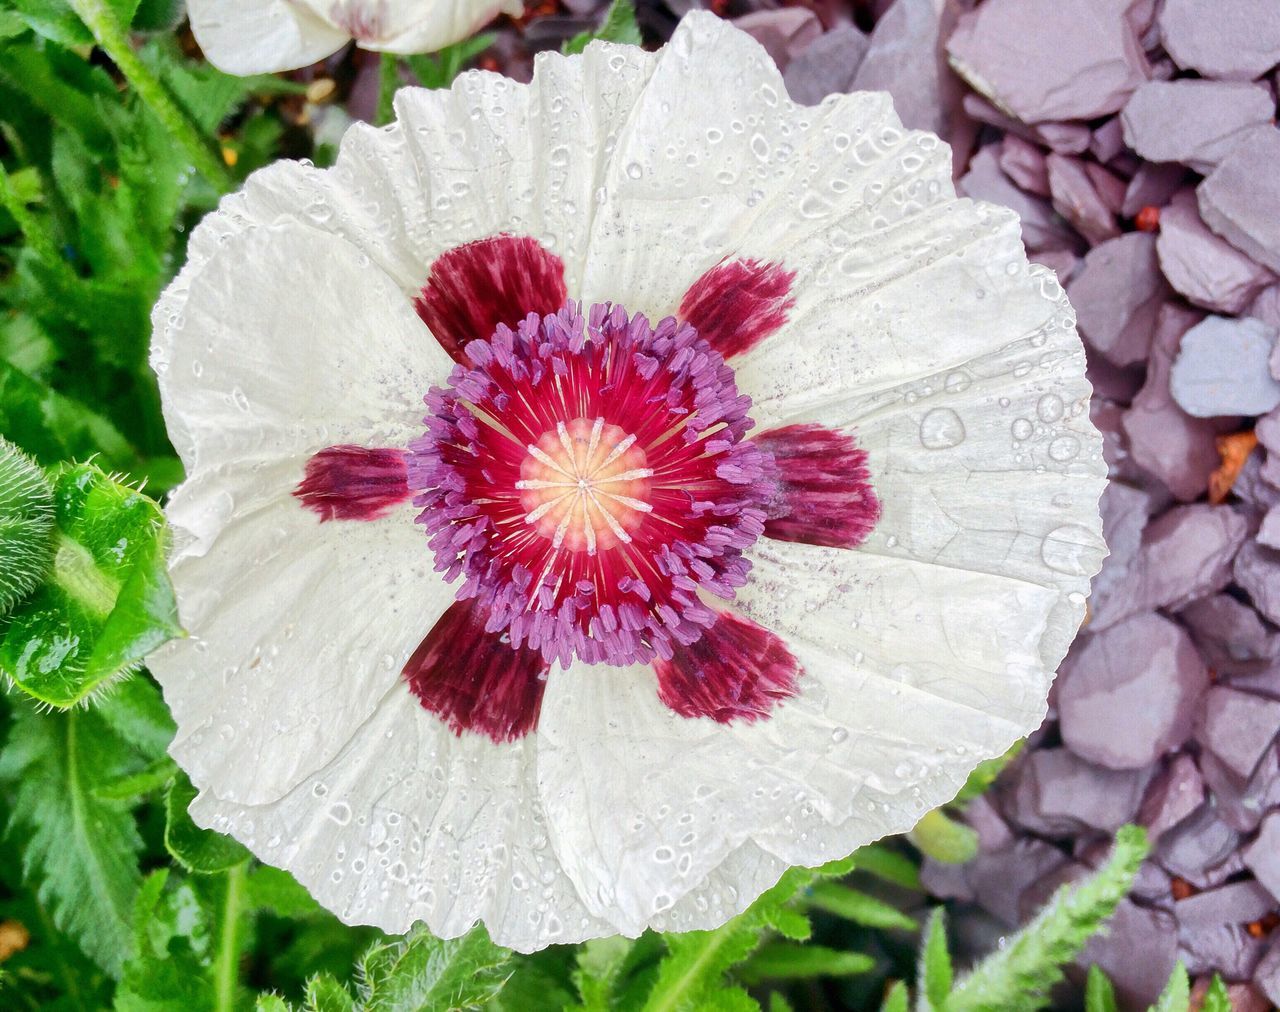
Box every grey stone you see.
[1158,0,1280,81]
[782,25,871,106]
[1170,315,1280,418]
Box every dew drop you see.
[919,408,966,449]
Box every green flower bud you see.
[0,437,55,616]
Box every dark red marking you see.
[754,424,881,550]
[654,611,800,723]
[403,600,550,743]
[414,235,568,362]
[677,258,797,360]
[294,445,411,522]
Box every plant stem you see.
[0,162,75,281]
[66,0,234,191]
[213,862,248,1012]
[377,53,399,126]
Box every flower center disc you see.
[517,418,652,553]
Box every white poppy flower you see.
[149,13,1106,953]
[187,0,522,76]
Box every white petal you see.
[187,682,615,952]
[578,12,953,318]
[152,220,449,473]
[758,270,1105,672]
[152,461,454,807]
[188,0,349,75]
[351,0,524,54]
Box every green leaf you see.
[246,865,325,920]
[95,670,175,758]
[852,844,921,891]
[0,359,143,473]
[355,924,514,1011]
[955,741,1024,804]
[0,435,55,613]
[0,461,182,706]
[563,0,642,55]
[910,809,979,865]
[1083,965,1118,1012]
[0,702,144,976]
[305,973,357,1012]
[639,860,857,1012]
[165,771,252,874]
[739,942,874,983]
[919,907,952,1011]
[94,754,176,800]
[572,935,636,1011]
[948,826,1150,1012]
[404,34,496,90]
[881,981,909,1012]
[768,993,795,1012]
[806,882,916,931]
[1199,974,1231,1012]
[257,997,296,1012]
[1151,962,1189,1012]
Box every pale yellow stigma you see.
[517,417,653,553]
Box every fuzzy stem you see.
[67,0,233,191]
[213,862,248,1012]
[377,53,399,126]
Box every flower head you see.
[150,14,1105,952]
[188,0,521,76]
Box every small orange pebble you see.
[1208,429,1259,504]
[1135,205,1161,232]
[1171,876,1197,900]
[0,920,29,962]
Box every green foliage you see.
[947,826,1149,1011]
[909,809,979,865]
[404,34,497,89]
[1200,974,1231,1012]
[918,908,952,1011]
[0,461,181,706]
[1083,964,1118,1012]
[165,771,253,874]
[563,0,643,55]
[355,925,514,1011]
[0,435,54,613]
[0,699,146,976]
[1151,963,1190,1012]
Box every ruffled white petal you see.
[153,13,1105,953]
[188,0,520,75]
[188,0,350,76]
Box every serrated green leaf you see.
[852,844,921,891]
[0,461,181,706]
[95,671,175,758]
[696,986,759,1012]
[1151,962,1189,1012]
[305,973,357,1012]
[881,981,909,1012]
[116,869,216,1012]
[1083,964,1118,1012]
[257,997,296,1012]
[93,754,176,800]
[740,942,874,983]
[910,809,979,865]
[0,359,143,472]
[948,826,1149,1012]
[165,771,252,874]
[919,907,951,1011]
[246,865,325,920]
[1199,974,1230,1012]
[563,0,642,55]
[572,935,635,1011]
[356,924,514,1011]
[806,882,916,931]
[0,702,143,976]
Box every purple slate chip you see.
[1046,153,1120,245]
[1058,613,1208,770]
[1236,541,1280,626]
[1244,811,1280,904]
[782,24,870,105]
[1067,233,1167,366]
[1157,196,1277,316]
[1194,686,1280,781]
[1158,803,1243,890]
[1138,753,1205,839]
[1120,80,1275,176]
[1199,129,1280,276]
[1169,315,1280,418]
[1076,900,1179,1009]
[947,0,1151,123]
[1157,0,1280,81]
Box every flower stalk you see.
[67,0,234,192]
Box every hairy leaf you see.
[1151,962,1189,1012]
[739,941,874,982]
[949,826,1148,1012]
[852,844,921,891]
[806,881,916,931]
[1199,975,1231,1012]
[919,907,952,1011]
[1083,965,1118,1012]
[0,461,181,706]
[910,809,979,865]
[0,702,143,976]
[356,924,514,1011]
